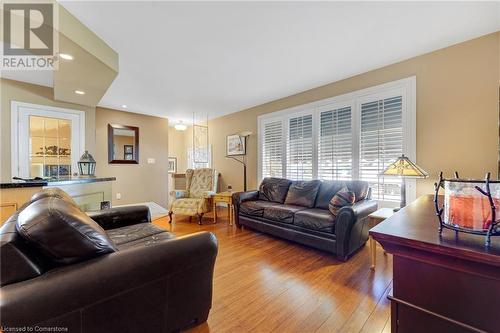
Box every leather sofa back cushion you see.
[258,178,292,203]
[315,181,345,209]
[315,180,369,209]
[31,188,79,207]
[346,181,369,202]
[17,197,116,265]
[0,208,46,286]
[284,180,321,207]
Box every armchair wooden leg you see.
[197,213,204,225]
[168,211,173,223]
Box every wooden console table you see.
[370,195,500,333]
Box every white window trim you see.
[11,101,86,179]
[258,76,416,206]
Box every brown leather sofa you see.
[0,188,218,333]
[233,178,377,261]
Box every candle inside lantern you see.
[444,181,500,231]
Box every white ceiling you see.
[5,1,500,124]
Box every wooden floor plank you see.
[154,209,393,333]
[359,281,393,333]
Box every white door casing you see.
[11,101,85,179]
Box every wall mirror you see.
[108,124,139,164]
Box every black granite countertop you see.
[0,177,116,189]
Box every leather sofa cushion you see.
[113,231,175,250]
[106,223,171,247]
[284,180,321,207]
[315,181,345,209]
[294,208,336,233]
[17,197,117,265]
[31,187,79,207]
[262,205,307,224]
[315,180,370,209]
[258,178,292,203]
[240,200,281,217]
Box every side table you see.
[213,192,234,225]
[368,208,394,270]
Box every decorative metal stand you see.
[434,172,500,246]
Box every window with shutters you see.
[258,77,415,206]
[359,96,403,201]
[261,119,284,178]
[287,114,313,180]
[318,106,352,181]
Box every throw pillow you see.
[328,187,356,217]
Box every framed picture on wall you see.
[168,157,177,174]
[124,145,134,154]
[226,134,246,156]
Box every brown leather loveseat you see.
[233,178,377,261]
[0,188,218,333]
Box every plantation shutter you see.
[261,120,284,178]
[359,96,403,201]
[286,114,313,180]
[318,106,352,180]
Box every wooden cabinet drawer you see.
[213,196,232,204]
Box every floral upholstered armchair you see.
[168,168,218,224]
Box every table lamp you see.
[380,154,428,211]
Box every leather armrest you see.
[0,232,218,328]
[232,191,259,228]
[349,199,378,220]
[335,199,378,260]
[87,205,151,230]
[232,190,259,205]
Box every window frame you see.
[258,76,416,206]
[11,101,86,179]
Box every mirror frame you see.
[108,124,140,164]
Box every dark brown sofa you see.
[0,189,218,333]
[233,178,377,261]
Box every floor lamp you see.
[227,131,252,191]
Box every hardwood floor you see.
[154,208,393,333]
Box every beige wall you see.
[205,32,500,197]
[168,128,189,173]
[0,79,96,182]
[95,107,169,207]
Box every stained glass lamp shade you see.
[380,154,428,209]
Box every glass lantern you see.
[435,172,500,246]
[78,151,96,177]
